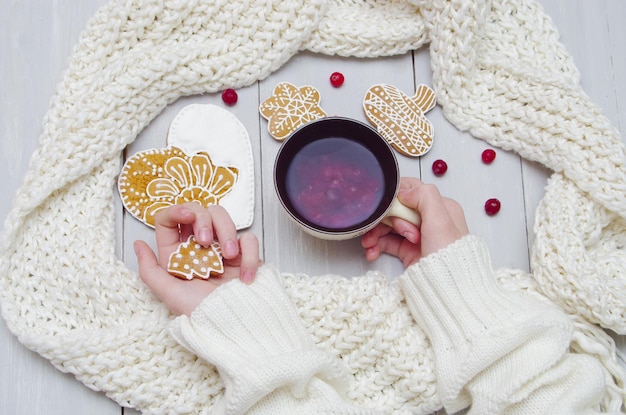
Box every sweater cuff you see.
[400,235,527,346]
[399,235,572,412]
[169,264,347,414]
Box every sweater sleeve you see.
[399,235,608,414]
[169,264,374,415]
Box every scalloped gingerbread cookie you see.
[260,82,327,140]
[363,84,436,157]
[118,146,238,228]
[167,235,224,280]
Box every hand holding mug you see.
[362,178,469,267]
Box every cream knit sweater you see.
[0,0,625,413]
[171,236,613,414]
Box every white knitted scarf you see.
[1,0,625,413]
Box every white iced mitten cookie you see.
[363,84,436,157]
[166,104,255,230]
[167,236,224,280]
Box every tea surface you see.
[286,137,384,229]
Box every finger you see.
[154,204,197,263]
[175,202,215,245]
[398,179,469,257]
[365,234,405,262]
[206,205,239,259]
[361,223,393,249]
[398,177,424,191]
[397,181,465,236]
[238,232,260,284]
[397,180,449,223]
[179,223,195,243]
[388,217,421,245]
[364,244,381,262]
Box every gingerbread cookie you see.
[118,147,239,227]
[363,84,436,157]
[118,104,255,230]
[167,235,224,280]
[259,82,327,140]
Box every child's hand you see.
[361,178,469,267]
[134,203,261,316]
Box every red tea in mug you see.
[285,137,384,229]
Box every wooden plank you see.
[540,0,620,126]
[603,0,626,371]
[606,0,626,138]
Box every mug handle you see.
[381,198,421,227]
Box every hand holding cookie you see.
[134,203,261,316]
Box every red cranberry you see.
[431,159,448,176]
[221,88,238,106]
[484,198,501,216]
[482,149,496,164]
[330,72,345,88]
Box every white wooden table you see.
[1,1,624,413]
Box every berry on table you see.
[482,149,496,164]
[221,88,238,106]
[484,198,501,216]
[431,159,448,176]
[330,72,345,88]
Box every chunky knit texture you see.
[1,0,625,413]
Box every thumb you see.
[397,179,447,221]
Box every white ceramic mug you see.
[274,117,420,240]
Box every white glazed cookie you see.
[363,84,436,157]
[166,104,255,230]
